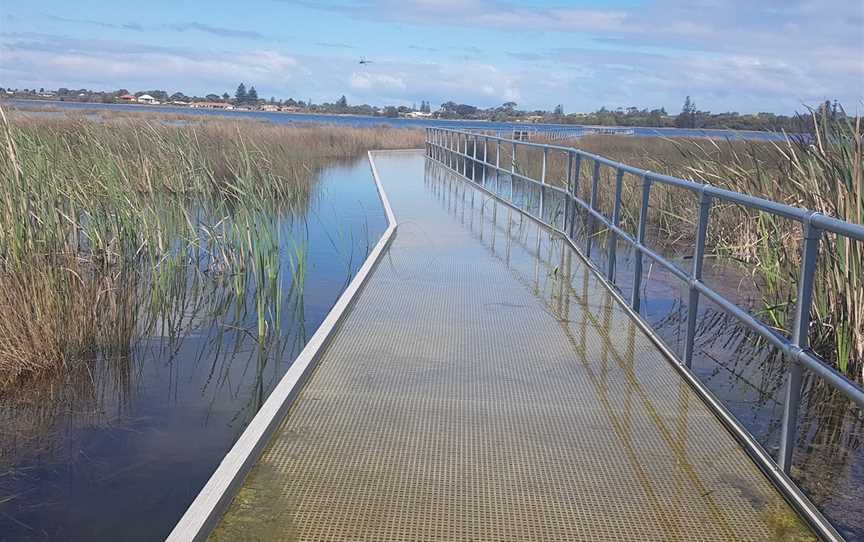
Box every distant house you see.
[190,102,234,110]
[119,94,137,102]
[260,104,280,112]
[406,111,432,119]
[137,94,160,105]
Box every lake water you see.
[0,129,856,540]
[464,157,863,539]
[0,158,386,541]
[5,99,789,142]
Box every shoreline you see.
[2,97,787,137]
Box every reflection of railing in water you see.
[432,155,864,498]
[426,127,864,540]
[426,162,757,537]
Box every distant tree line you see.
[554,96,820,133]
[433,97,826,133]
[1,85,843,132]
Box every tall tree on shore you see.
[676,96,697,128]
[247,86,259,104]
[336,95,348,109]
[235,83,247,104]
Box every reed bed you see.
[505,114,862,379]
[0,109,423,387]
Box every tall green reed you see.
[0,109,423,387]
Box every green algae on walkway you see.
[212,151,815,541]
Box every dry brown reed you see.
[511,118,862,378]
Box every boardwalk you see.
[211,151,814,541]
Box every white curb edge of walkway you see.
[166,150,399,542]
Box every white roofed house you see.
[136,94,160,105]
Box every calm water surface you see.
[7,99,789,142]
[467,160,863,539]
[1,148,858,539]
[0,158,386,541]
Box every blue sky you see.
[1,0,862,114]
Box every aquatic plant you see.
[0,108,424,386]
[522,112,862,379]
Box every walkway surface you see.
[212,150,814,541]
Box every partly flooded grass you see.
[504,112,863,380]
[0,110,421,539]
[468,131,864,536]
[0,109,422,386]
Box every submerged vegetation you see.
[0,109,423,387]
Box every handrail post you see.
[631,175,652,312]
[454,132,459,172]
[439,129,443,162]
[564,151,574,236]
[569,154,582,239]
[586,160,601,258]
[607,168,625,282]
[684,189,712,368]
[453,132,458,170]
[482,137,487,185]
[541,147,547,184]
[778,218,821,474]
[472,134,478,181]
[440,130,444,164]
[539,147,547,221]
[510,141,517,202]
[573,154,582,200]
[463,134,468,177]
[451,131,455,169]
[495,139,501,195]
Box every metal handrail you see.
[424,127,864,479]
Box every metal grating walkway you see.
[212,150,815,541]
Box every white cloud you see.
[2,0,862,114]
[0,35,301,96]
[349,72,406,92]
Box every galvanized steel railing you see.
[468,125,633,142]
[424,127,864,477]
